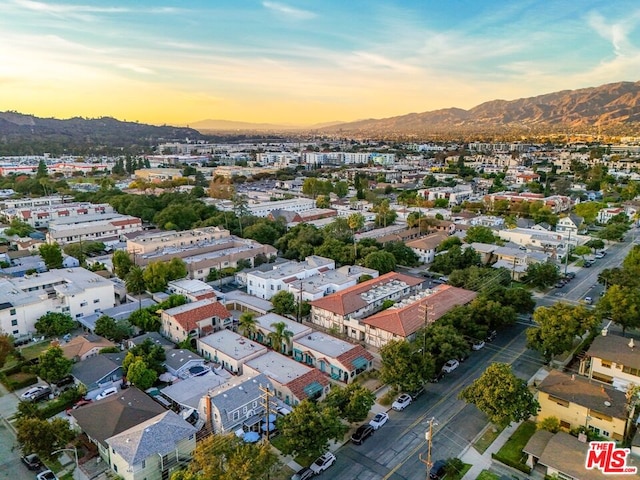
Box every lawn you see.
[446,462,471,480]
[473,424,504,454]
[17,341,50,361]
[476,470,500,480]
[495,421,536,467]
[269,434,315,468]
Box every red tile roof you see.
[169,299,232,332]
[309,272,423,316]
[286,368,330,401]
[336,344,374,371]
[362,285,477,337]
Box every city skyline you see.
[2,0,640,127]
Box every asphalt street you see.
[328,232,638,480]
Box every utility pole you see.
[564,230,572,276]
[419,417,437,479]
[259,384,273,442]
[296,279,303,323]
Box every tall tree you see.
[465,226,497,244]
[459,363,539,426]
[34,312,75,337]
[16,417,75,461]
[238,312,258,339]
[597,285,640,334]
[276,400,348,458]
[39,243,63,269]
[126,265,146,295]
[268,321,293,354]
[112,250,133,279]
[271,291,295,315]
[524,262,559,289]
[364,250,396,274]
[36,159,48,179]
[38,346,73,383]
[125,355,157,390]
[379,339,435,392]
[170,433,279,480]
[526,303,597,360]
[0,333,14,368]
[324,383,376,423]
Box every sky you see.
[1,0,640,126]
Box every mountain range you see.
[317,81,640,137]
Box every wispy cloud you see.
[262,1,316,20]
[14,0,129,14]
[116,63,154,75]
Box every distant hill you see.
[319,81,640,137]
[189,118,345,132]
[0,112,205,154]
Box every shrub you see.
[491,452,531,474]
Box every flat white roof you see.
[294,331,356,358]
[244,350,312,383]
[198,330,267,360]
[255,313,312,337]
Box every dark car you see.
[429,460,447,479]
[291,467,314,480]
[429,371,445,383]
[409,386,425,400]
[351,424,374,445]
[21,453,42,471]
[566,272,576,279]
[458,350,470,362]
[52,375,75,392]
[485,330,497,343]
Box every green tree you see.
[316,195,330,208]
[419,324,470,369]
[436,236,462,252]
[324,383,376,423]
[524,262,559,289]
[238,312,258,339]
[458,363,539,426]
[334,181,349,198]
[34,312,75,337]
[268,321,293,354]
[538,416,561,433]
[598,222,629,242]
[276,400,348,458]
[126,265,146,295]
[94,315,131,342]
[128,338,166,373]
[38,346,73,383]
[384,241,419,267]
[526,303,596,361]
[585,238,605,254]
[373,199,397,228]
[379,339,435,392]
[573,245,592,261]
[597,285,640,334]
[574,201,603,224]
[5,218,35,237]
[465,226,497,244]
[36,159,48,179]
[125,356,157,390]
[271,291,296,315]
[39,243,63,269]
[112,250,133,279]
[16,416,75,461]
[364,250,396,274]
[128,308,160,332]
[431,245,480,275]
[170,433,279,480]
[0,333,15,368]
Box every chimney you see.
[630,339,635,350]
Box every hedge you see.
[39,388,82,418]
[0,371,38,391]
[491,452,531,474]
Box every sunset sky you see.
[1,0,639,126]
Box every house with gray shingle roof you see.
[71,352,125,398]
[106,410,197,480]
[583,331,640,392]
[164,349,209,379]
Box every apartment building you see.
[245,255,335,300]
[2,202,113,229]
[1,195,65,210]
[406,232,449,264]
[160,298,233,344]
[47,213,143,245]
[581,331,640,392]
[483,192,572,214]
[417,184,474,206]
[128,227,276,280]
[197,329,267,375]
[0,267,116,338]
[245,198,316,218]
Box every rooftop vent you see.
[604,401,612,407]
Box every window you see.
[242,406,247,414]
[11,319,17,326]
[601,360,612,369]
[80,301,87,307]
[141,460,146,469]
[233,411,240,421]
[548,395,569,407]
[590,410,612,422]
[12,329,18,335]
[10,308,16,315]
[75,313,84,318]
[93,299,99,304]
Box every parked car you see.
[566,272,576,279]
[37,471,58,480]
[21,385,51,403]
[429,371,445,383]
[595,252,606,259]
[351,424,374,445]
[21,453,42,471]
[458,350,470,362]
[429,460,447,479]
[471,340,485,351]
[96,386,118,400]
[555,281,565,288]
[392,393,413,411]
[20,385,48,401]
[409,386,425,399]
[369,412,389,430]
[291,467,314,480]
[442,359,459,374]
[485,330,497,342]
[52,375,75,392]
[309,452,336,475]
[583,296,593,305]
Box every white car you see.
[309,452,336,474]
[20,385,48,400]
[96,386,118,400]
[392,393,412,411]
[37,471,58,480]
[369,412,389,430]
[442,359,460,373]
[471,340,485,351]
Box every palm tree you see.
[125,265,146,310]
[347,212,365,260]
[238,312,258,340]
[269,321,293,355]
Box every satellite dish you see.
[604,401,611,407]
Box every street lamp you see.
[52,447,78,471]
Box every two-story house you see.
[406,232,449,264]
[536,370,632,442]
[197,330,267,375]
[556,214,584,235]
[252,313,312,355]
[581,331,640,393]
[71,352,125,399]
[160,298,232,344]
